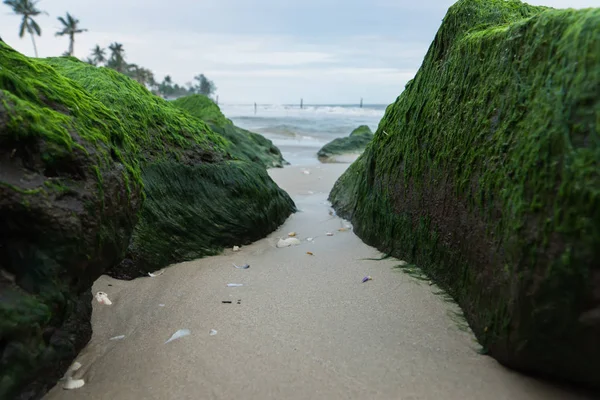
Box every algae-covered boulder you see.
[43,58,296,279]
[172,94,288,168]
[317,125,373,162]
[0,43,143,398]
[329,0,600,388]
[0,46,295,398]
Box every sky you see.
[0,0,597,104]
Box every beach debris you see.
[326,232,334,237]
[288,231,297,237]
[308,191,314,195]
[302,170,311,175]
[62,361,84,390]
[109,335,126,341]
[362,276,373,283]
[159,304,165,307]
[222,301,232,304]
[148,269,165,277]
[233,263,250,269]
[277,238,301,248]
[237,299,241,304]
[210,329,218,336]
[233,245,240,252]
[227,283,243,287]
[95,291,112,305]
[307,237,314,242]
[165,329,191,344]
[338,228,349,232]
[398,260,408,266]
[306,251,314,256]
[63,378,85,390]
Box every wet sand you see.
[45,164,591,400]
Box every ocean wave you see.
[220,103,387,119]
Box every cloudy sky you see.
[0,0,596,104]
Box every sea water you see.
[219,103,387,166]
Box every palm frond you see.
[29,17,40,35]
[18,18,26,37]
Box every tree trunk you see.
[30,32,38,57]
[69,34,74,56]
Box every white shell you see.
[63,378,85,390]
[209,329,218,336]
[94,292,112,305]
[69,362,82,372]
[165,329,191,344]
[148,269,164,277]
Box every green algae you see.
[330,0,600,387]
[172,94,287,168]
[43,58,228,166]
[171,94,231,126]
[0,44,136,187]
[317,125,374,161]
[123,161,296,274]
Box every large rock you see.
[172,94,288,168]
[329,0,599,389]
[45,58,296,280]
[0,43,143,399]
[0,46,295,398]
[317,125,373,162]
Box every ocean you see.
[219,103,387,166]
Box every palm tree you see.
[107,42,125,72]
[91,45,106,65]
[3,0,46,57]
[55,13,87,56]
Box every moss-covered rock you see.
[1,46,295,398]
[44,59,296,279]
[329,0,600,388]
[0,43,143,399]
[172,94,288,168]
[317,125,374,162]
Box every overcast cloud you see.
[0,0,596,104]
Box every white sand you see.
[45,164,591,400]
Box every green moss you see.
[122,161,296,274]
[317,125,374,160]
[171,94,231,126]
[0,44,136,191]
[330,0,599,387]
[43,59,228,167]
[172,94,287,168]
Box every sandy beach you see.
[44,163,591,400]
